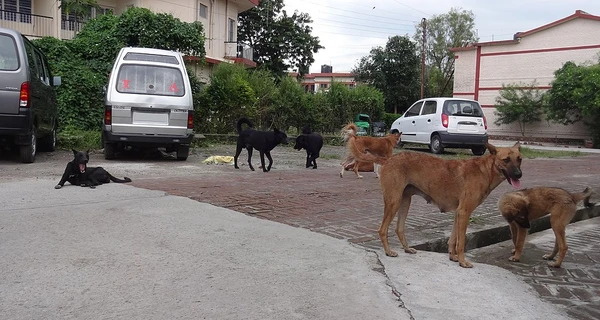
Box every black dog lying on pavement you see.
[234,118,288,172]
[55,149,132,189]
[294,126,323,169]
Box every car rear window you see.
[443,100,484,117]
[116,65,185,97]
[123,52,179,65]
[0,34,19,71]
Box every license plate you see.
[133,111,168,125]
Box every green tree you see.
[543,61,600,147]
[58,0,100,31]
[238,0,323,77]
[494,82,543,136]
[198,63,256,133]
[352,35,420,113]
[414,8,478,97]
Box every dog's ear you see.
[513,142,521,151]
[86,149,91,155]
[273,128,280,133]
[485,143,497,155]
[72,149,77,156]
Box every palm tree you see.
[58,0,101,31]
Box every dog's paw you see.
[404,248,417,254]
[508,256,520,262]
[54,185,62,189]
[459,260,474,268]
[542,254,555,260]
[385,250,398,257]
[547,261,561,268]
[90,185,96,189]
[448,254,459,262]
[312,166,317,169]
[511,248,516,254]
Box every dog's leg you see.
[546,210,571,268]
[374,163,380,178]
[353,162,363,179]
[396,192,416,254]
[548,227,567,268]
[340,156,354,178]
[55,164,72,189]
[246,147,255,171]
[234,143,244,169]
[509,222,519,255]
[448,214,459,262]
[305,150,311,168]
[455,205,476,268]
[509,225,528,262]
[265,151,273,172]
[543,239,559,261]
[379,190,402,257]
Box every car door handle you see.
[427,119,431,123]
[412,121,416,124]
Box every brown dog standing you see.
[358,142,523,268]
[498,187,594,268]
[339,123,400,178]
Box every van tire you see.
[104,142,116,160]
[429,134,444,154]
[20,128,37,163]
[471,146,486,156]
[39,125,57,152]
[176,145,189,161]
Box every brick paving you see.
[132,150,600,317]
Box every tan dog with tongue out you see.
[354,142,523,268]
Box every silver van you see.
[103,47,194,160]
[0,27,61,163]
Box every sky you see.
[281,0,600,73]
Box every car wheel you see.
[471,146,486,156]
[39,124,57,152]
[429,134,444,154]
[104,142,116,160]
[177,145,189,161]
[20,127,37,163]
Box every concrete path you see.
[0,179,567,319]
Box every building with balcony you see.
[290,65,356,93]
[0,0,258,83]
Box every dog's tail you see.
[341,123,358,142]
[237,118,254,133]
[347,135,390,165]
[109,174,132,183]
[302,125,312,135]
[572,187,595,208]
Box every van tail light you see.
[441,113,449,128]
[19,82,30,107]
[104,107,112,125]
[187,111,194,129]
[483,116,488,130]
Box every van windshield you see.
[116,65,185,97]
[0,34,19,71]
[442,100,484,117]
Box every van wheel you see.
[472,146,486,156]
[429,134,444,154]
[176,145,189,161]
[20,128,37,163]
[39,125,57,152]
[104,142,116,160]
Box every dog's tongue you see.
[510,178,521,189]
[79,164,85,173]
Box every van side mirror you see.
[53,76,62,87]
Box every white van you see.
[103,47,194,160]
[390,97,488,155]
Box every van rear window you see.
[443,100,484,117]
[0,34,19,71]
[123,53,179,65]
[116,65,185,97]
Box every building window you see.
[198,2,207,19]
[228,18,235,42]
[0,0,32,23]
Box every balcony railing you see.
[225,42,254,61]
[0,10,54,38]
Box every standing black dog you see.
[234,118,288,172]
[294,126,323,169]
[55,149,132,189]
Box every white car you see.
[390,97,488,155]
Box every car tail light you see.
[104,107,112,125]
[483,116,488,130]
[441,113,449,128]
[19,82,30,107]
[187,111,194,129]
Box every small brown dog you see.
[339,123,400,178]
[498,187,595,268]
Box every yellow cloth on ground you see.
[202,155,234,164]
